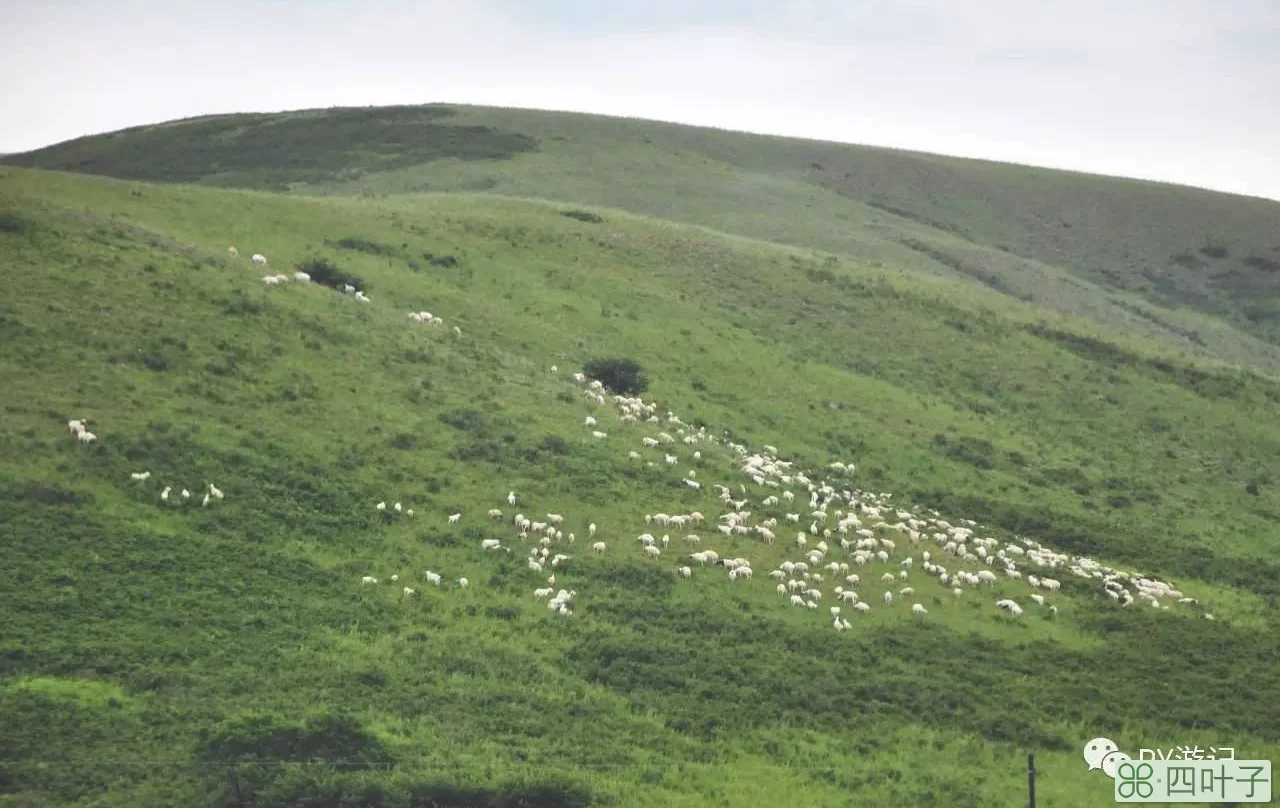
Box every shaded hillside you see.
[2,166,1280,806]
[6,104,1280,367]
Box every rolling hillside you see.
[6,103,1280,374]
[2,161,1280,807]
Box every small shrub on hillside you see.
[0,212,33,234]
[438,409,489,436]
[296,257,365,292]
[583,357,648,395]
[538,435,572,456]
[389,432,418,450]
[1199,243,1229,258]
[1243,255,1280,273]
[331,236,395,255]
[561,209,604,224]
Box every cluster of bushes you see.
[296,257,365,292]
[582,357,648,395]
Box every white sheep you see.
[251,253,267,266]
[481,539,503,550]
[78,431,97,445]
[423,571,442,586]
[403,587,415,597]
[293,271,311,282]
[458,577,469,589]
[208,483,224,500]
[228,246,239,257]
[912,603,927,615]
[448,512,462,524]
[129,471,151,481]
[361,576,378,585]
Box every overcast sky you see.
[4,0,1278,200]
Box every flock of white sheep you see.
[70,416,227,507]
[69,246,1213,629]
[230,247,466,332]
[353,365,1214,629]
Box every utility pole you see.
[1028,752,1037,808]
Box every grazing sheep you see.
[228,246,239,257]
[78,431,97,445]
[448,512,462,524]
[458,577,469,589]
[361,576,378,585]
[251,253,267,266]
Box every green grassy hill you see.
[2,163,1280,807]
[6,104,1280,374]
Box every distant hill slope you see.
[2,166,1280,806]
[6,104,1280,369]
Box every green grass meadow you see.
[1,106,1280,807]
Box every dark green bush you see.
[296,257,365,292]
[561,209,604,224]
[331,236,395,255]
[583,357,648,395]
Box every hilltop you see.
[2,163,1279,807]
[6,103,1280,373]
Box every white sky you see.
[3,0,1278,200]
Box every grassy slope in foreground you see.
[2,167,1280,807]
[6,103,1280,371]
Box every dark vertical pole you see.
[1028,753,1037,808]
[228,763,245,808]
